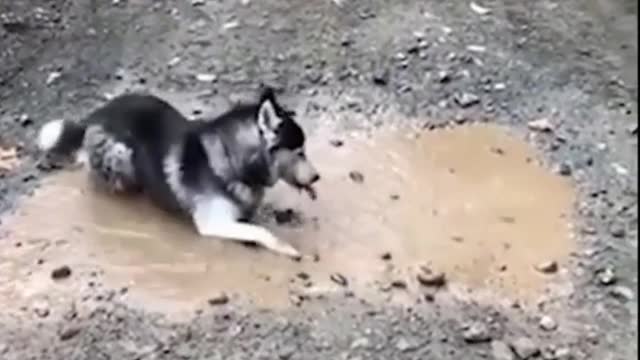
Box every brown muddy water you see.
[0,123,576,313]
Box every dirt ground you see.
[0,0,637,359]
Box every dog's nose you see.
[311,173,320,183]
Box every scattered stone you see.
[555,163,572,176]
[51,265,72,280]
[467,44,487,53]
[416,266,446,287]
[454,92,480,108]
[629,123,638,135]
[462,322,492,343]
[596,267,617,286]
[390,280,408,289]
[167,57,181,67]
[609,222,626,238]
[329,139,344,147]
[535,261,558,274]
[348,171,365,183]
[395,337,418,352]
[296,272,310,281]
[372,68,389,86]
[494,83,507,91]
[491,340,515,360]
[33,301,50,318]
[207,292,230,306]
[527,118,554,132]
[390,194,400,201]
[510,337,539,359]
[46,71,61,86]
[191,0,205,6]
[59,327,81,341]
[380,252,392,261]
[538,315,558,331]
[330,273,348,287]
[552,347,573,360]
[609,285,634,301]
[470,2,491,15]
[195,73,217,82]
[437,70,452,83]
[350,337,371,349]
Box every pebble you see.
[609,222,626,238]
[437,70,452,83]
[33,301,50,318]
[195,73,217,82]
[555,162,572,176]
[416,266,446,287]
[534,261,558,274]
[596,267,617,286]
[372,68,389,86]
[59,327,81,341]
[462,322,492,343]
[207,292,230,306]
[454,92,480,108]
[348,171,365,183]
[538,315,558,331]
[380,252,392,261]
[191,0,205,6]
[527,118,554,132]
[329,139,344,147]
[51,265,72,280]
[552,347,573,360]
[46,71,61,85]
[609,285,634,301]
[491,340,515,360]
[395,337,418,352]
[350,337,371,349]
[510,337,539,359]
[330,273,348,287]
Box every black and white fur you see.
[37,88,320,258]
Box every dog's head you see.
[256,87,320,199]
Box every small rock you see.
[390,280,408,289]
[348,171,365,183]
[167,57,181,67]
[609,285,634,301]
[596,267,617,286]
[416,266,446,287]
[372,68,389,86]
[538,316,558,331]
[191,0,205,5]
[470,2,491,15]
[494,83,507,91]
[329,139,344,147]
[350,337,371,349]
[462,322,492,343]
[527,118,554,132]
[552,347,573,360]
[437,70,452,83]
[609,222,626,238]
[33,301,50,318]
[59,327,81,341]
[491,340,515,360]
[195,73,217,82]
[454,92,480,108]
[207,292,230,306]
[330,273,348,287]
[296,272,310,281]
[46,71,62,85]
[510,337,539,359]
[390,194,400,200]
[51,265,72,280]
[395,337,418,352]
[380,252,392,261]
[534,261,558,274]
[555,163,572,176]
[18,113,32,127]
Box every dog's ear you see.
[257,97,283,132]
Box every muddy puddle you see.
[0,123,576,312]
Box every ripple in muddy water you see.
[0,123,575,311]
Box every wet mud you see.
[0,123,575,312]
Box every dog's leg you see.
[192,197,301,258]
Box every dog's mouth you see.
[295,184,317,200]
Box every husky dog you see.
[36,87,320,258]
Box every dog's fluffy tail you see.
[37,120,87,157]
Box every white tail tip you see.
[37,120,65,151]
